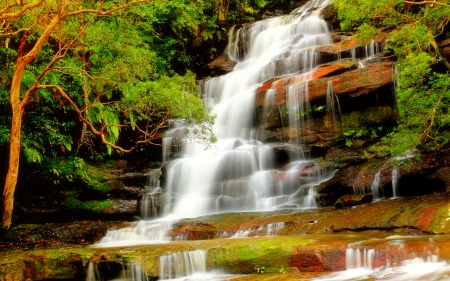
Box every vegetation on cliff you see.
[333,0,450,156]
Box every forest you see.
[0,0,449,229]
[1,0,450,280]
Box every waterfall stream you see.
[99,0,339,246]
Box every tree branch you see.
[32,85,169,152]
[0,27,32,37]
[430,35,450,71]
[403,0,450,7]
[62,0,165,18]
[0,0,46,20]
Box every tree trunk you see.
[3,67,25,229]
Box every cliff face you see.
[8,0,450,229]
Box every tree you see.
[0,0,215,229]
[332,0,450,156]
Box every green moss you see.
[427,204,450,234]
[61,198,112,213]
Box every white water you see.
[86,262,147,281]
[98,0,338,245]
[325,80,341,129]
[316,240,450,281]
[392,167,399,198]
[371,171,381,199]
[99,0,331,240]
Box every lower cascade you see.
[159,250,207,280]
[317,240,450,281]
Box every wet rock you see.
[109,185,144,200]
[255,61,393,108]
[0,221,122,250]
[314,34,388,56]
[269,144,306,168]
[113,172,148,187]
[324,145,369,169]
[103,199,138,217]
[206,54,237,76]
[291,248,347,271]
[317,159,394,203]
[334,194,373,208]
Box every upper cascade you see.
[99,0,351,245]
[154,0,335,220]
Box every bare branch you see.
[0,27,32,37]
[62,0,164,18]
[32,85,168,152]
[0,0,46,21]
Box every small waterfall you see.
[287,82,311,146]
[159,250,207,280]
[357,60,365,68]
[371,171,381,199]
[86,261,146,281]
[350,49,357,60]
[325,81,341,130]
[98,220,173,245]
[392,167,399,198]
[316,240,450,281]
[141,169,163,219]
[230,222,286,238]
[86,262,99,281]
[345,247,377,270]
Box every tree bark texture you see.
[3,67,25,229]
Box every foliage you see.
[0,0,225,227]
[332,0,450,156]
[18,156,117,213]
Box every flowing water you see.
[99,0,338,246]
[93,2,449,280]
[316,238,450,281]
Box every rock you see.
[0,221,122,250]
[206,54,237,75]
[314,34,388,56]
[291,248,347,271]
[334,194,373,208]
[269,143,307,168]
[103,199,138,217]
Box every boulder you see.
[103,199,138,217]
[334,194,373,208]
[314,33,388,56]
[206,54,237,76]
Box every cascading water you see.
[392,167,399,198]
[316,239,450,281]
[159,250,207,280]
[86,262,147,281]
[371,171,381,199]
[325,80,341,130]
[99,0,341,245]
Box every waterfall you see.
[371,171,381,199]
[345,247,377,270]
[161,0,333,219]
[85,261,146,281]
[392,167,399,198]
[97,0,339,246]
[325,80,341,130]
[159,250,208,280]
[316,241,450,281]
